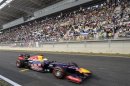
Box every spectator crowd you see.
[0,0,130,45]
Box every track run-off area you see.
[0,51,130,86]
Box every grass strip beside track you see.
[0,75,21,86]
[0,79,12,86]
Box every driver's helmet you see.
[38,54,44,61]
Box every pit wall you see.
[0,40,130,54]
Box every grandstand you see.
[0,0,130,45]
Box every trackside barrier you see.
[0,39,130,54]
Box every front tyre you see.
[53,66,65,79]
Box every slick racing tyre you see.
[16,60,24,68]
[53,66,65,79]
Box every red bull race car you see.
[16,54,92,84]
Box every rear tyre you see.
[53,66,65,79]
[16,60,24,68]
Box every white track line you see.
[0,75,21,86]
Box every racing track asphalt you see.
[0,51,130,86]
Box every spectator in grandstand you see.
[0,0,130,45]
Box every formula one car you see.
[16,54,92,83]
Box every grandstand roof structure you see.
[0,0,62,25]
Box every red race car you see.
[16,54,92,84]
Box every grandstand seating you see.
[0,0,130,43]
